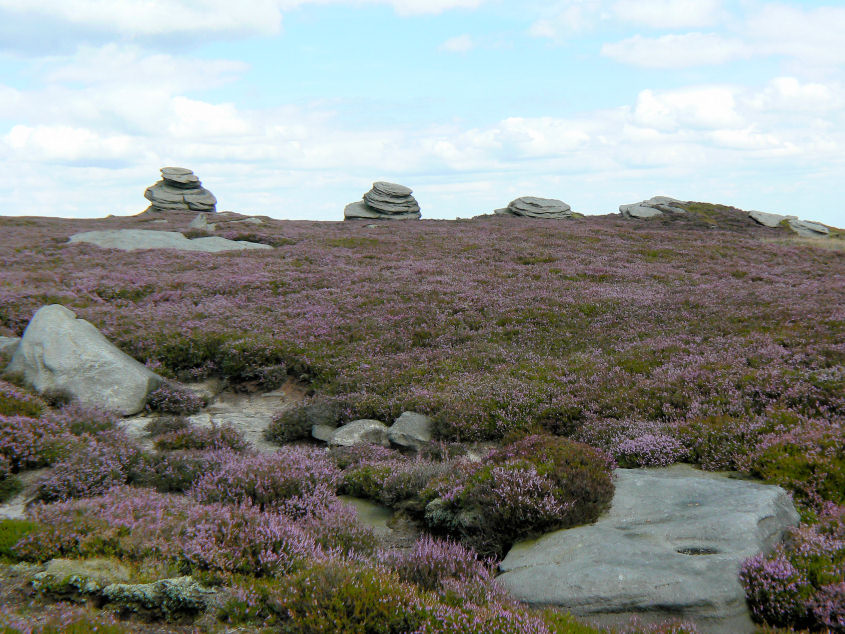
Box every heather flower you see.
[380,535,494,591]
[145,383,205,415]
[153,422,249,452]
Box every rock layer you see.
[144,167,217,213]
[495,196,573,219]
[620,196,687,219]
[8,305,164,415]
[497,465,799,634]
[69,230,271,253]
[345,182,421,220]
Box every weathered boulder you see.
[345,182,421,220]
[189,212,264,232]
[620,196,687,219]
[32,558,131,598]
[329,419,390,447]
[144,167,217,213]
[497,465,799,634]
[495,196,573,219]
[312,424,336,443]
[7,305,163,415]
[0,336,20,359]
[69,230,271,253]
[387,411,434,451]
[748,210,790,228]
[101,576,213,620]
[788,218,830,237]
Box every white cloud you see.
[601,33,749,68]
[440,34,475,53]
[633,87,743,130]
[746,5,845,67]
[611,0,723,28]
[748,77,844,113]
[4,124,139,164]
[528,0,604,39]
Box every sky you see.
[0,0,843,225]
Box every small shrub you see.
[0,380,43,417]
[0,455,21,502]
[380,535,493,591]
[190,447,340,509]
[45,402,119,436]
[144,415,189,438]
[133,449,230,493]
[331,443,400,469]
[153,423,249,453]
[615,433,686,468]
[146,383,205,415]
[0,518,41,560]
[0,414,71,470]
[339,462,394,500]
[265,399,341,443]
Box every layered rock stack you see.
[620,196,687,219]
[494,197,573,219]
[144,167,217,214]
[344,182,421,220]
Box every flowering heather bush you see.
[331,443,401,469]
[380,535,493,591]
[0,454,21,502]
[265,399,342,443]
[153,422,250,452]
[615,434,687,468]
[144,415,189,437]
[145,383,205,415]
[0,379,43,417]
[134,449,230,493]
[35,434,142,502]
[426,435,614,557]
[190,446,340,509]
[0,414,69,471]
[740,505,845,631]
[43,402,119,436]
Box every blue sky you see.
[0,0,843,225]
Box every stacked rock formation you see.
[620,196,687,219]
[344,182,421,220]
[494,197,573,219]
[144,167,217,214]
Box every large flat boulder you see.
[620,196,687,219]
[7,305,163,415]
[497,465,799,633]
[387,411,433,451]
[495,196,573,219]
[748,210,790,228]
[788,218,830,237]
[68,230,271,253]
[329,419,390,447]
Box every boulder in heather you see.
[498,465,799,633]
[7,305,164,415]
[788,218,830,237]
[620,196,687,219]
[329,419,390,447]
[69,230,271,253]
[144,167,217,213]
[387,411,434,451]
[495,196,573,219]
[748,210,790,228]
[345,182,421,220]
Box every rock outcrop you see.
[387,411,434,451]
[329,419,390,447]
[788,218,830,237]
[620,196,687,219]
[69,230,271,253]
[188,212,264,232]
[7,305,163,415]
[497,465,799,634]
[495,196,573,219]
[748,210,788,228]
[344,182,421,220]
[144,167,217,214]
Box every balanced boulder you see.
[620,196,687,219]
[69,230,271,253]
[497,465,799,633]
[144,167,217,214]
[345,182,421,220]
[495,196,573,219]
[7,305,163,415]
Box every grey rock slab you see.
[0,336,20,359]
[329,419,390,447]
[68,230,270,253]
[188,213,216,231]
[508,197,572,218]
[160,167,200,185]
[372,181,413,197]
[748,210,791,228]
[620,196,687,219]
[498,465,799,634]
[788,218,830,237]
[388,411,434,451]
[312,424,335,442]
[8,305,163,415]
[344,201,420,221]
[619,203,664,219]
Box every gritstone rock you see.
[344,182,421,220]
[189,212,264,232]
[497,465,800,634]
[620,196,687,219]
[748,210,791,228]
[788,218,830,237]
[144,167,217,213]
[69,230,271,253]
[494,196,573,219]
[7,305,164,415]
[329,419,391,447]
[0,336,20,359]
[387,411,434,451]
